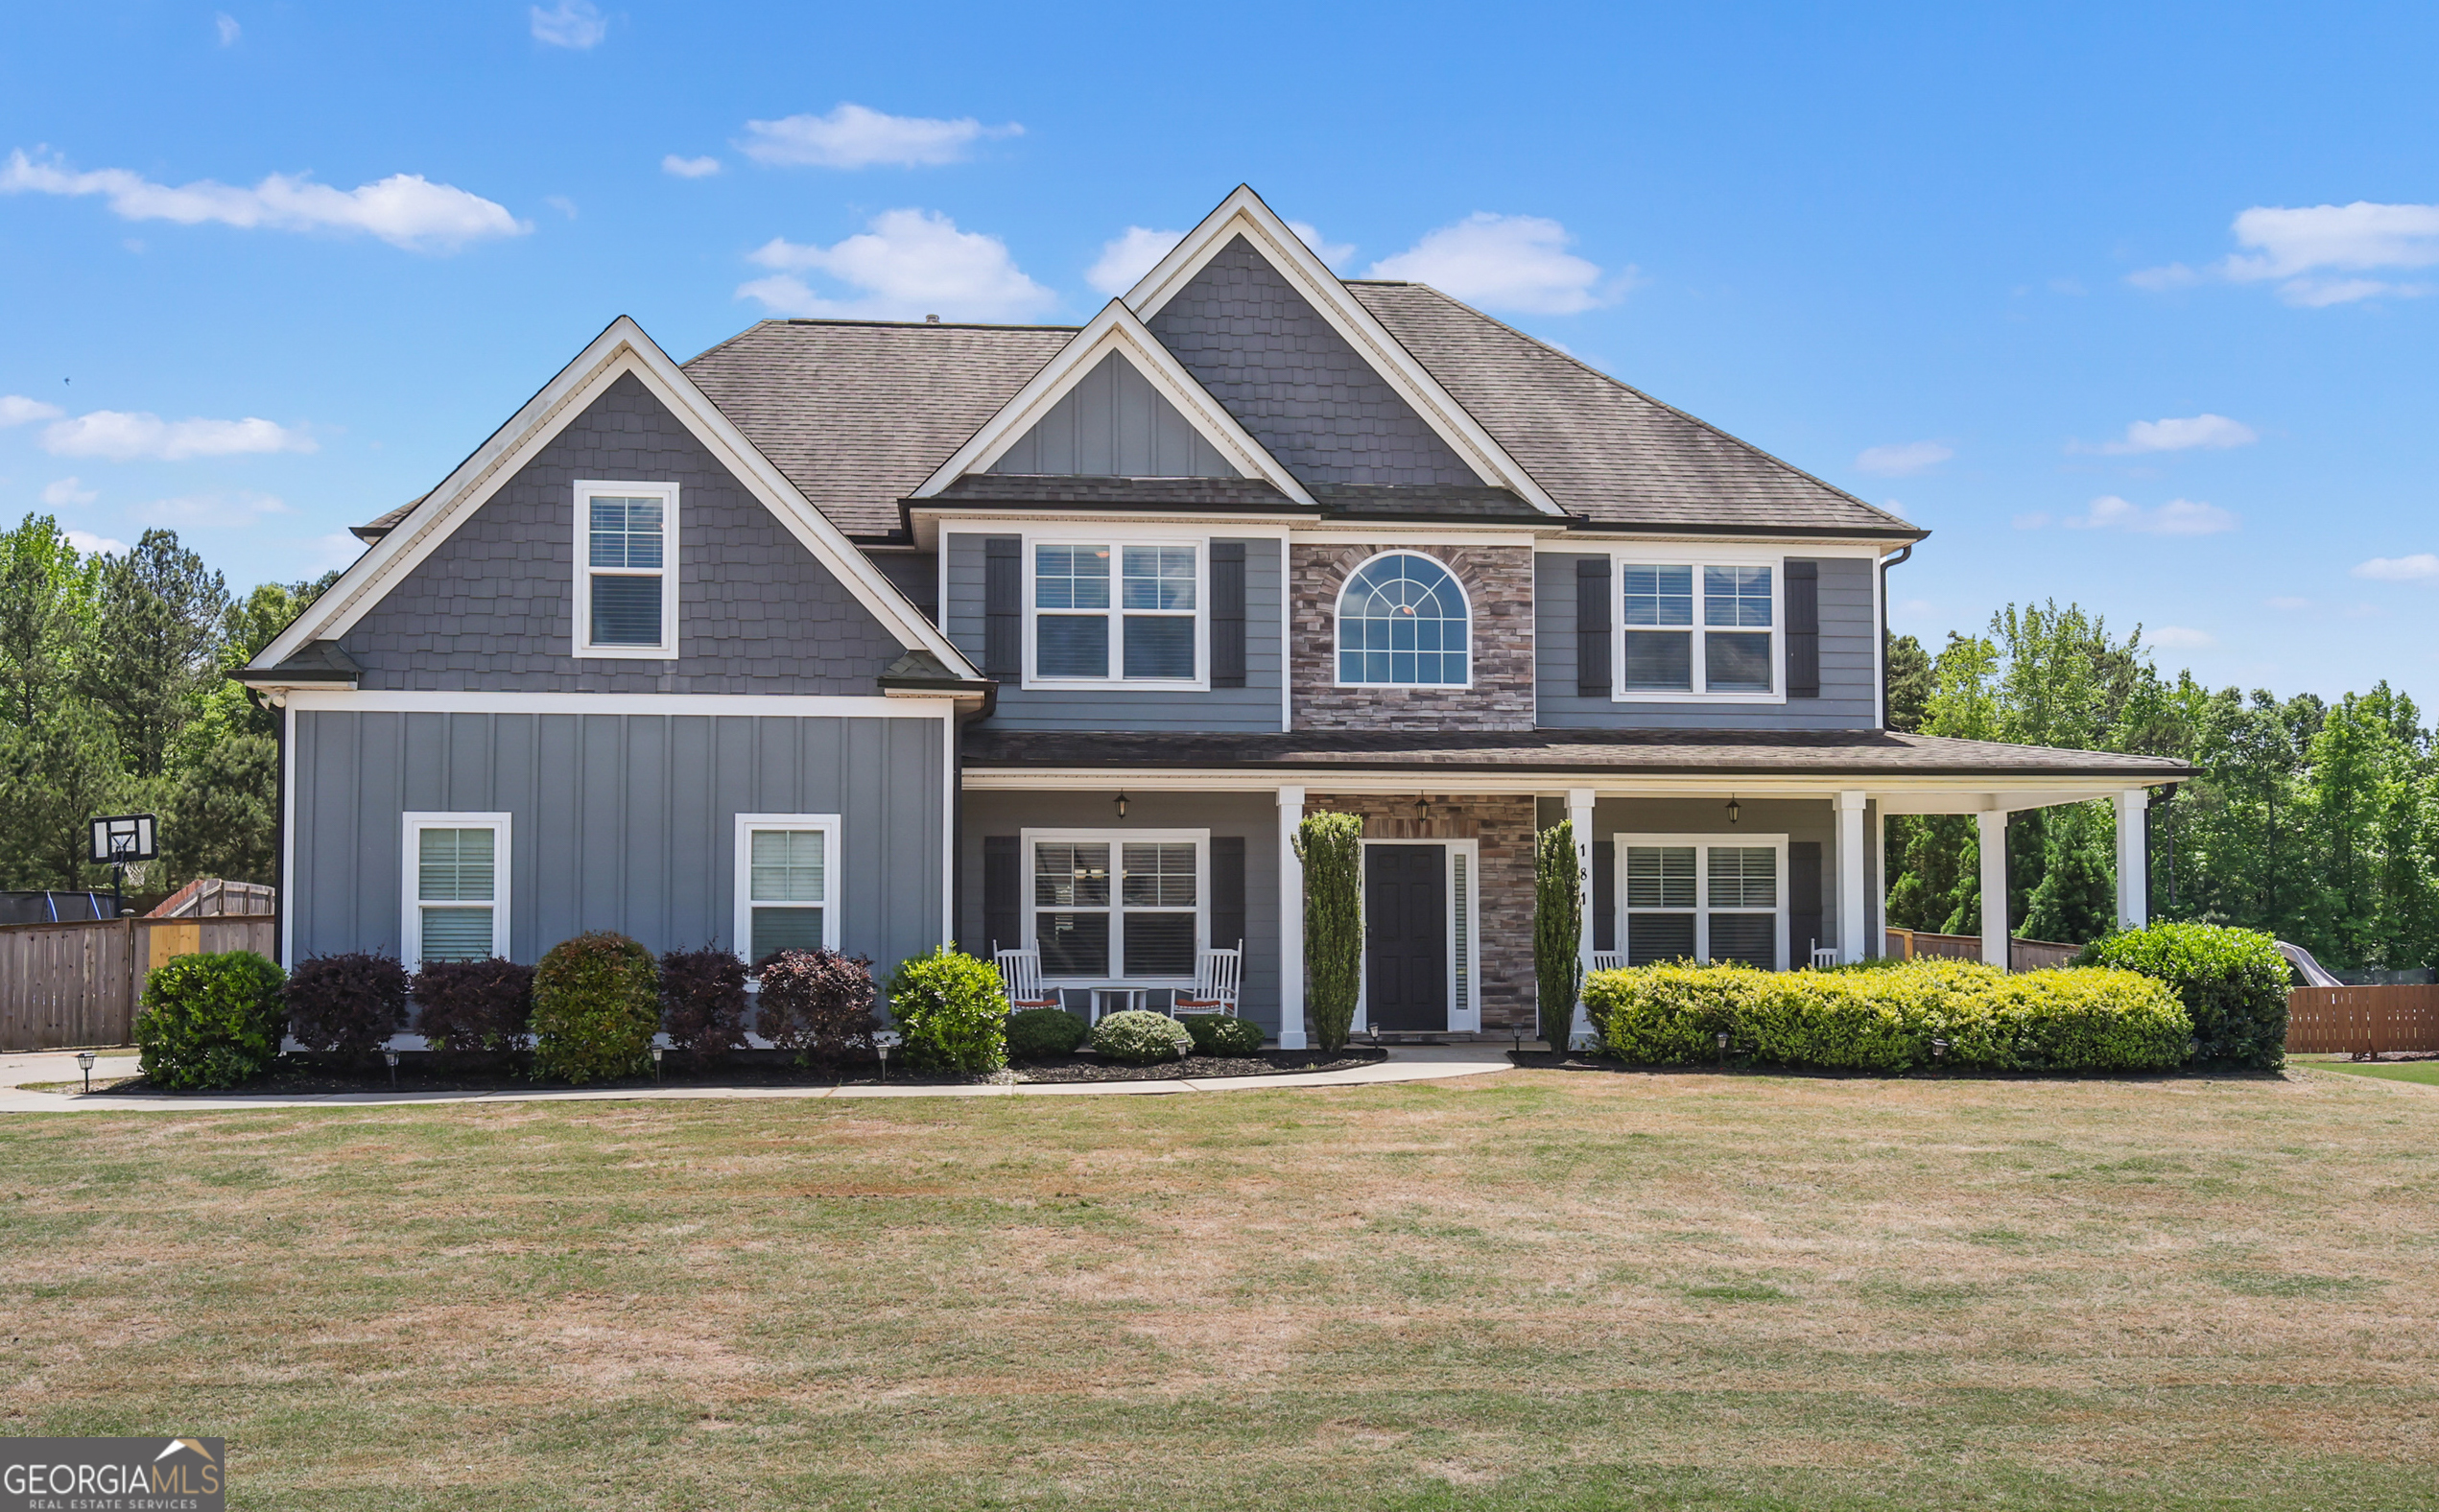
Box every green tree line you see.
[0,512,335,896]
[1885,602,2439,975]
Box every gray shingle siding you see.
[342,373,908,692]
[988,350,1238,478]
[944,532,1284,732]
[1148,236,1485,488]
[1534,553,1881,729]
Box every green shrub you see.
[886,948,1007,1075]
[1535,820,1584,1049]
[135,949,286,1090]
[1587,957,2190,1074]
[1006,1005,1088,1060]
[1180,1012,1265,1056]
[1093,1009,1192,1064]
[530,933,660,1084]
[1295,812,1364,1053]
[2076,921,2287,1069]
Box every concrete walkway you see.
[0,1043,1515,1113]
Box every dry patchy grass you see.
[1,1067,2435,1509]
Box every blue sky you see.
[2,2,2433,701]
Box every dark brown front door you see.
[1365,844,1447,1031]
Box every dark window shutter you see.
[1788,839,1824,964]
[1210,835,1246,952]
[983,835,1021,955]
[1576,557,1612,697]
[1786,559,1819,698]
[983,537,1021,678]
[1211,541,1246,689]
[1592,839,1616,953]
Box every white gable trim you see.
[252,316,973,674]
[1124,185,1566,517]
[910,300,1315,506]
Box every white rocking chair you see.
[992,947,1063,1012]
[1589,952,1627,974]
[1172,944,1243,1016]
[1809,940,1839,970]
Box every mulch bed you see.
[1010,1049,1385,1083]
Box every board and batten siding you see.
[290,709,945,972]
[942,532,1283,731]
[1533,553,1880,729]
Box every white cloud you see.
[215,12,240,45]
[1085,226,1182,295]
[662,154,721,178]
[543,195,578,220]
[1854,440,1953,477]
[737,104,1022,170]
[42,410,315,461]
[1287,220,1355,269]
[2078,413,2258,455]
[1,149,528,252]
[2353,553,2439,582]
[2060,495,2237,536]
[297,532,367,573]
[2132,201,2439,306]
[530,0,606,49]
[1365,212,1622,315]
[0,394,63,425]
[2148,626,2215,650]
[738,208,1055,322]
[41,477,95,507]
[130,490,290,528]
[64,529,128,556]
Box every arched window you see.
[1335,552,1470,686]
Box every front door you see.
[1364,844,1447,1031]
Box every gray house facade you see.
[246,185,2187,1047]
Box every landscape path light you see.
[77,1050,96,1093]
[383,1049,400,1088]
[651,1043,665,1083]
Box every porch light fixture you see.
[1114,791,1129,819]
[1725,795,1741,826]
[1413,792,1432,824]
[76,1050,96,1093]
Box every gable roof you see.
[1349,281,1923,540]
[252,316,974,677]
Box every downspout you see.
[1878,543,1914,730]
[250,685,287,967]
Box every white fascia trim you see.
[961,769,2169,807]
[1532,536,1885,557]
[283,689,948,720]
[914,513,1299,551]
[912,300,1314,507]
[1122,185,1564,517]
[253,316,973,676]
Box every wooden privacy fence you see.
[2285,985,2439,1055]
[0,915,276,1051]
[1883,929,2083,971]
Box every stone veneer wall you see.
[1290,543,1535,731]
[1305,792,1538,1036]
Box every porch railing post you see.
[1568,789,1596,1048]
[1977,807,2009,968]
[1836,791,1868,965]
[1277,785,1307,1051]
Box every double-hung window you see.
[401,813,510,969]
[575,481,678,658]
[1619,560,1777,697]
[1618,835,1784,970]
[1026,830,1205,980]
[733,815,841,966]
[1030,542,1200,684]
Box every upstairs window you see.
[575,481,678,658]
[401,813,510,969]
[1336,551,1470,686]
[1620,561,1776,697]
[1030,542,1200,684]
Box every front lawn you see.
[2,1068,2433,1509]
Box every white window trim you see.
[1612,832,1788,971]
[1351,837,1481,1034]
[733,813,842,964]
[1023,535,1209,691]
[1020,827,1209,985]
[400,812,511,971]
[1332,549,1476,690]
[1613,550,1786,704]
[574,479,680,660]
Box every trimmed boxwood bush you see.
[1586,957,2190,1074]
[413,957,533,1057]
[1179,1012,1265,1057]
[755,949,878,1070]
[284,952,408,1059]
[1093,1009,1192,1065]
[886,948,1007,1075]
[530,933,659,1084]
[660,946,748,1063]
[1006,1005,1089,1060]
[135,949,287,1090]
[2076,921,2287,1069]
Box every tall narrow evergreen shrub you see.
[1535,821,1585,1049]
[1295,812,1364,1053]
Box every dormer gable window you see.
[1335,551,1470,687]
[574,480,679,659]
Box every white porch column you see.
[1835,791,1868,964]
[1871,805,1887,959]
[1568,788,1597,1047]
[1276,786,1307,1050]
[1977,808,2009,968]
[2115,789,2149,932]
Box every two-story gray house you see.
[243,186,2189,1047]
